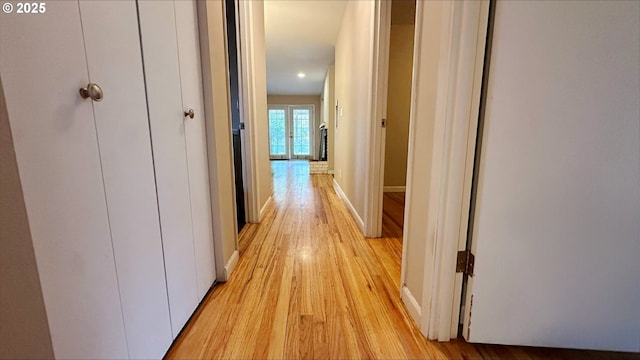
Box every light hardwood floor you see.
[166,161,636,360]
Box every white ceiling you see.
[264,0,347,95]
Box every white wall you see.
[322,65,335,171]
[333,0,375,220]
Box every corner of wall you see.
[401,285,422,330]
[258,195,272,221]
[332,178,365,231]
[0,75,54,360]
[221,250,240,282]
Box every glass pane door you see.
[268,105,314,160]
[268,108,287,159]
[291,107,312,157]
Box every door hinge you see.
[239,122,245,130]
[381,118,386,128]
[456,250,475,277]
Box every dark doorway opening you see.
[225,0,246,232]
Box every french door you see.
[268,105,314,159]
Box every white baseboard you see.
[401,285,422,326]
[383,186,406,192]
[332,179,365,231]
[222,250,239,282]
[258,195,272,222]
[328,170,335,175]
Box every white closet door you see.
[175,0,217,300]
[137,0,199,337]
[0,2,128,359]
[79,1,173,358]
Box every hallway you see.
[167,160,432,358]
[166,161,634,360]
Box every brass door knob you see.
[79,83,104,102]
[184,109,195,119]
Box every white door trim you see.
[363,0,391,238]
[197,0,241,281]
[421,0,489,341]
[400,0,489,341]
[453,0,490,340]
[399,0,422,295]
[236,0,261,223]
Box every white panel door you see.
[464,1,640,352]
[0,2,128,358]
[137,0,199,337]
[79,1,173,358]
[268,106,289,159]
[289,106,314,159]
[174,0,217,300]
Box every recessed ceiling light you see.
[297,72,306,78]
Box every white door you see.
[137,1,199,338]
[289,105,314,159]
[463,1,640,352]
[174,0,217,299]
[1,1,173,358]
[268,105,314,159]
[268,106,288,159]
[79,2,174,358]
[0,3,127,358]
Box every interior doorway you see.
[379,0,416,239]
[225,0,246,232]
[268,105,315,160]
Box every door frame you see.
[236,0,264,224]
[225,0,248,231]
[363,0,391,238]
[384,0,490,340]
[418,0,489,340]
[197,1,241,281]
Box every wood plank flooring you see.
[382,191,405,239]
[166,161,637,360]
